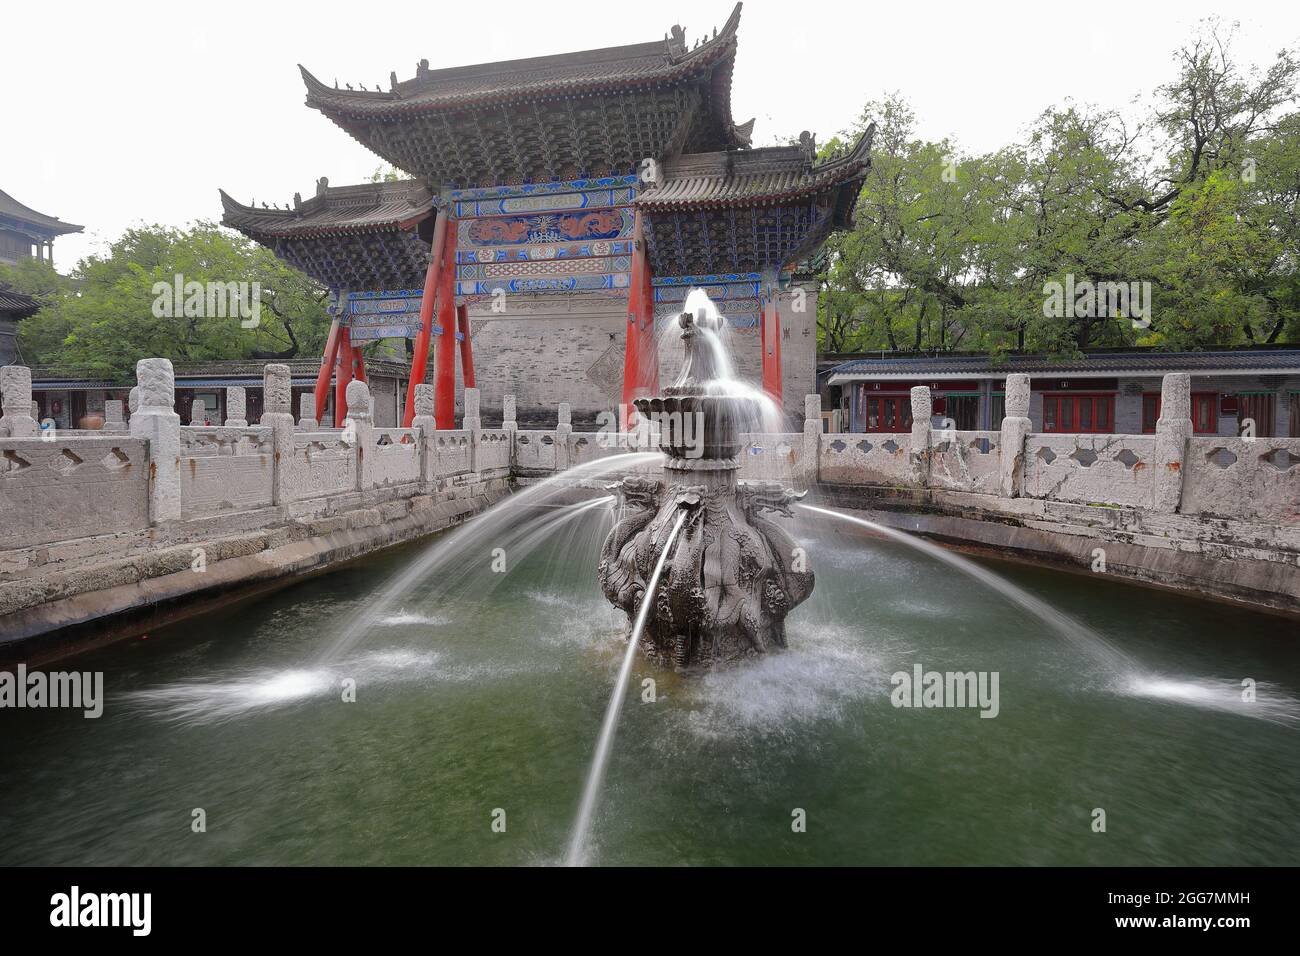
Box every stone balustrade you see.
[1,362,1297,554]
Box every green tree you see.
[16,223,334,381]
[817,20,1300,355]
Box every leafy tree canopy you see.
[818,19,1300,356]
[4,222,334,382]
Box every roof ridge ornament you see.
[668,24,687,56]
[799,130,816,162]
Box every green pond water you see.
[2,504,1297,866]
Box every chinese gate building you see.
[221,3,871,427]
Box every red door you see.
[863,394,914,433]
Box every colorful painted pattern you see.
[462,208,632,247]
[456,273,630,296]
[345,290,424,340]
[448,176,638,202]
[454,179,638,296]
[456,240,632,264]
[454,187,637,218]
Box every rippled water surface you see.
[2,511,1297,866]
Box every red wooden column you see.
[313,296,346,423]
[334,326,354,424]
[433,217,459,429]
[620,210,656,430]
[457,303,475,389]
[353,347,367,383]
[642,256,659,395]
[403,207,450,427]
[761,274,783,405]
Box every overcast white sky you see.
[3,0,1297,268]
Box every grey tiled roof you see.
[827,350,1300,382]
[636,127,874,211]
[0,284,41,316]
[219,181,433,239]
[0,189,82,235]
[301,3,743,124]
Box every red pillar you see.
[761,278,783,406]
[334,326,354,425]
[457,303,475,389]
[434,217,459,429]
[620,210,655,430]
[353,347,367,383]
[403,207,450,427]
[642,260,658,394]
[314,311,344,423]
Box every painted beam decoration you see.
[453,177,638,299]
[345,290,431,341]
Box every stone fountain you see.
[598,308,814,671]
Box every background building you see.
[0,189,82,268]
[221,4,868,428]
[824,349,1300,438]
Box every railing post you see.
[346,379,374,491]
[412,383,437,489]
[296,393,316,430]
[999,373,1032,498]
[225,386,247,427]
[802,393,822,487]
[502,394,517,433]
[102,400,126,434]
[464,386,481,472]
[189,399,206,426]
[0,366,37,438]
[1153,372,1192,513]
[556,401,572,471]
[262,364,296,506]
[129,358,182,523]
[909,386,933,487]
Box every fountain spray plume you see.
[799,504,1137,674]
[320,452,662,662]
[674,289,786,434]
[566,508,688,867]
